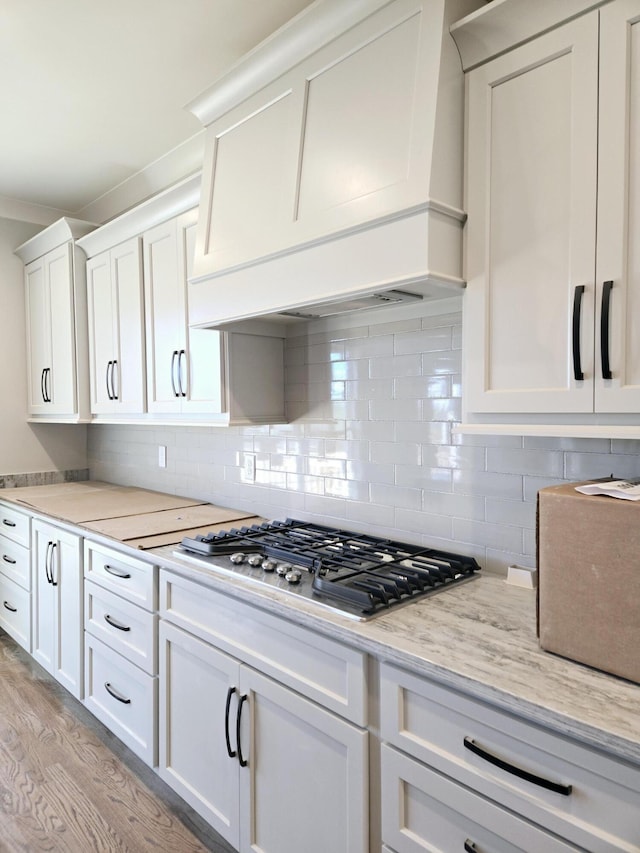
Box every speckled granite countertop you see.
[156,544,640,767]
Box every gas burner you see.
[175,519,481,621]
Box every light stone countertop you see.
[156,544,640,767]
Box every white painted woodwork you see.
[158,616,369,853]
[86,237,145,415]
[0,575,31,653]
[31,520,83,699]
[0,505,31,548]
[84,633,157,767]
[379,663,640,852]
[83,540,157,611]
[0,537,30,590]
[160,569,367,724]
[84,580,157,675]
[16,218,94,422]
[188,0,482,326]
[460,0,640,434]
[381,745,581,852]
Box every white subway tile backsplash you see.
[87,304,640,579]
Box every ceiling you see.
[0,0,315,215]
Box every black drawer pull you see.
[104,682,131,704]
[225,686,237,758]
[463,737,572,795]
[104,564,131,579]
[3,601,17,613]
[464,842,477,853]
[104,614,131,632]
[2,555,17,564]
[2,519,16,527]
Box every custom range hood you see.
[186,0,483,328]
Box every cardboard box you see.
[537,481,640,685]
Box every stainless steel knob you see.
[230,552,245,564]
[262,559,278,572]
[276,562,292,576]
[285,569,302,584]
[247,554,263,567]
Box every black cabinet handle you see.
[3,601,17,613]
[464,842,477,853]
[106,360,113,400]
[463,737,572,796]
[2,519,16,528]
[171,350,179,397]
[2,555,16,564]
[104,614,131,632]
[236,693,248,767]
[49,543,58,587]
[104,682,131,704]
[225,686,237,758]
[178,349,187,397]
[41,368,46,403]
[104,564,131,579]
[600,280,614,380]
[44,541,53,584]
[572,285,585,381]
[112,359,119,400]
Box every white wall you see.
[87,298,640,575]
[0,218,88,477]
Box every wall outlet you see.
[244,453,256,482]
[158,445,167,468]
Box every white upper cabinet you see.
[455,0,640,436]
[86,237,145,415]
[16,219,95,422]
[187,0,484,328]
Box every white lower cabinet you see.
[0,504,32,652]
[158,570,368,853]
[82,541,158,766]
[31,520,83,698]
[379,663,640,853]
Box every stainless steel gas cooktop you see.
[173,518,481,621]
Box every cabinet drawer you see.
[0,505,30,547]
[84,541,156,610]
[0,575,30,652]
[381,744,580,853]
[84,634,157,766]
[0,538,30,590]
[380,663,640,853]
[160,569,367,725]
[85,580,157,675]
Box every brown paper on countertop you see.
[82,504,257,542]
[128,516,266,549]
[13,485,203,523]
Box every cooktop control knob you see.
[247,554,263,567]
[285,569,302,584]
[230,552,245,564]
[262,559,278,572]
[276,562,292,576]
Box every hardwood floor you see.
[0,630,236,853]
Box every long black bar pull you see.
[601,280,614,380]
[572,285,585,381]
[463,737,572,796]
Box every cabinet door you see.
[143,219,184,413]
[111,238,145,413]
[86,250,116,412]
[32,521,83,699]
[158,620,240,847]
[595,0,640,412]
[464,14,599,414]
[24,256,52,415]
[239,666,368,853]
[178,209,224,415]
[46,243,78,415]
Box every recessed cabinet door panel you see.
[144,220,184,413]
[595,0,640,412]
[86,251,115,412]
[25,257,51,414]
[203,91,296,270]
[464,14,598,413]
[47,244,77,414]
[239,667,368,853]
[111,238,145,413]
[297,11,420,221]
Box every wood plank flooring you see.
[0,630,236,853]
